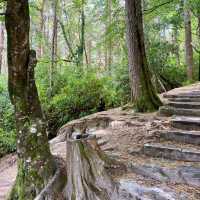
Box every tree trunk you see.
[107,0,112,72]
[0,22,4,74]
[125,0,162,112]
[184,0,193,81]
[38,0,46,58]
[198,14,200,39]
[104,0,112,72]
[77,0,85,67]
[50,0,58,92]
[172,27,180,66]
[87,39,92,65]
[198,15,200,81]
[65,133,134,200]
[5,1,56,199]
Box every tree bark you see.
[125,0,162,112]
[172,27,180,66]
[0,22,4,74]
[106,0,112,72]
[50,0,58,91]
[5,1,56,199]
[77,0,85,67]
[198,14,200,81]
[198,14,200,39]
[65,133,134,200]
[184,0,194,81]
[104,0,112,72]
[38,0,46,58]
[87,39,92,65]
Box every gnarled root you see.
[34,157,67,200]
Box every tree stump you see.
[64,132,136,200]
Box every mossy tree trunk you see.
[125,0,162,112]
[5,1,56,199]
[0,22,4,74]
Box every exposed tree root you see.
[34,157,67,200]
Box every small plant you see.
[0,129,16,157]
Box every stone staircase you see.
[159,91,200,117]
[143,90,200,162]
[126,88,200,197]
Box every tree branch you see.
[58,19,76,59]
[191,43,200,53]
[38,58,76,64]
[144,0,175,14]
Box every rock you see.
[167,101,200,109]
[171,116,200,131]
[159,106,200,117]
[119,179,186,200]
[167,97,200,102]
[143,143,200,162]
[159,130,200,145]
[163,93,200,99]
[129,164,200,187]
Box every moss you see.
[7,119,56,200]
[133,72,162,113]
[134,95,158,112]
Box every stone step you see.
[159,130,200,145]
[129,164,200,187]
[167,101,200,109]
[168,97,200,102]
[159,106,200,117]
[163,93,200,99]
[143,143,200,162]
[171,116,200,131]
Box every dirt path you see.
[0,154,17,200]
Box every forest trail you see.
[1,83,200,199]
[0,155,16,200]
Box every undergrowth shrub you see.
[0,75,16,157]
[36,65,120,137]
[0,129,16,157]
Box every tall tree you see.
[184,0,194,81]
[5,0,56,199]
[79,0,85,67]
[105,0,112,71]
[197,10,200,81]
[125,0,162,112]
[50,0,58,91]
[38,0,46,58]
[0,22,4,74]
[172,26,180,66]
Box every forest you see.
[0,0,200,199]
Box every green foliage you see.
[0,76,16,157]
[0,0,200,157]
[0,128,16,158]
[36,64,120,136]
[0,76,15,132]
[114,60,131,104]
[146,38,187,89]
